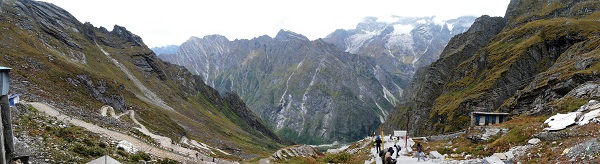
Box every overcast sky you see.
[40,0,510,47]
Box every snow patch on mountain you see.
[376,102,387,123]
[346,29,383,54]
[447,23,454,31]
[392,24,414,35]
[276,94,294,130]
[433,16,447,26]
[383,85,399,106]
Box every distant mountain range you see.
[325,16,475,69]
[157,16,476,144]
[151,45,179,55]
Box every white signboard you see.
[394,130,407,137]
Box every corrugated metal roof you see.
[0,66,11,70]
[86,155,122,164]
[471,112,510,115]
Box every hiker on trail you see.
[380,151,385,164]
[417,143,426,161]
[375,136,383,154]
[395,136,401,156]
[384,148,397,164]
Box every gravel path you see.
[28,102,197,163]
[367,137,436,164]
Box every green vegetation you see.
[319,153,352,163]
[427,116,537,156]
[426,14,600,133]
[13,104,168,163]
[1,1,284,162]
[424,114,600,163]
[549,96,590,114]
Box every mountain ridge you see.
[161,31,395,144]
[160,15,477,144]
[382,0,600,136]
[1,0,283,161]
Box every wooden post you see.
[380,127,384,152]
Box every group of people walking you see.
[374,135,427,163]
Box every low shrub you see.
[320,153,351,163]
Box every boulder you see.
[492,153,507,160]
[483,155,504,164]
[528,138,541,145]
[566,139,600,159]
[504,152,514,161]
[534,132,569,141]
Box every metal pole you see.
[0,67,11,164]
[0,95,4,164]
[1,95,12,164]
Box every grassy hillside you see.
[430,16,600,133]
[1,0,283,161]
[382,0,600,136]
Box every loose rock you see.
[528,138,541,145]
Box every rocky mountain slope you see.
[383,0,600,136]
[0,0,283,161]
[160,31,396,144]
[159,16,474,144]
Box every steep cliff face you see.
[383,0,600,135]
[161,30,399,144]
[0,0,282,160]
[384,16,507,135]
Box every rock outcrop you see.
[271,145,321,160]
[0,0,283,160]
[383,0,600,136]
[383,15,507,135]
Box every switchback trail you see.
[98,105,211,159]
[28,102,196,163]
